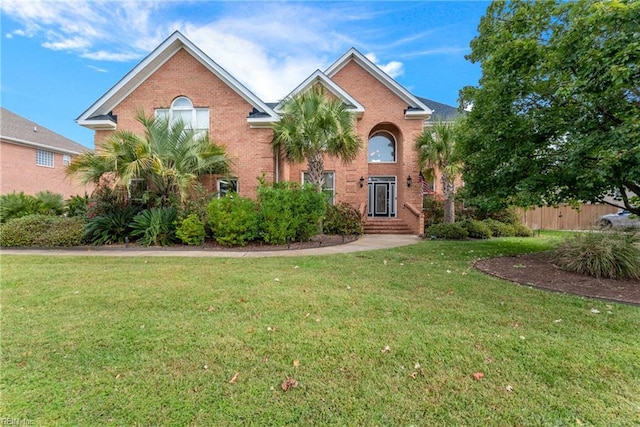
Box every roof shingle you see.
[1,107,89,154]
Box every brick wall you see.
[96,48,274,199]
[0,140,92,198]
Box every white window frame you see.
[36,149,54,167]
[302,171,335,204]
[217,178,239,198]
[367,131,397,163]
[155,96,209,138]
[62,154,71,166]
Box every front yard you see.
[1,235,638,425]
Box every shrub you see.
[513,222,534,237]
[555,231,640,279]
[0,191,64,223]
[425,223,469,240]
[84,207,138,245]
[131,207,178,246]
[483,219,516,237]
[87,184,131,219]
[35,191,65,216]
[176,214,206,246]
[66,194,90,218]
[258,183,326,244]
[323,202,364,235]
[208,194,259,246]
[460,219,492,239]
[0,215,85,247]
[423,195,444,227]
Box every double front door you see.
[367,176,396,218]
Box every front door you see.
[367,176,396,217]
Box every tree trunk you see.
[442,174,456,224]
[307,152,325,193]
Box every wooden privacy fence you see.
[518,204,619,230]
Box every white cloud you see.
[0,0,413,99]
[88,65,108,73]
[364,53,404,78]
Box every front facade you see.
[78,32,458,234]
[1,108,92,199]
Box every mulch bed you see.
[474,251,640,305]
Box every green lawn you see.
[1,234,639,426]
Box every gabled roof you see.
[1,107,89,154]
[417,97,461,122]
[274,70,365,118]
[325,48,432,120]
[77,31,279,130]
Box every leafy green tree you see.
[272,86,362,192]
[415,121,463,223]
[459,0,640,215]
[67,113,229,206]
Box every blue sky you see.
[1,1,489,148]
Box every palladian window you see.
[368,132,396,163]
[155,96,209,138]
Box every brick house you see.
[1,107,92,199]
[77,32,458,234]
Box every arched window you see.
[368,132,396,163]
[155,96,209,137]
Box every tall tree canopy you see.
[459,0,640,214]
[272,86,362,192]
[415,121,463,223]
[67,113,229,205]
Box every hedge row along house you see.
[77,32,458,235]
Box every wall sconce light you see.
[359,176,365,188]
[406,175,412,187]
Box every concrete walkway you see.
[0,234,421,258]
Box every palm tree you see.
[67,113,229,206]
[272,86,362,192]
[415,120,463,223]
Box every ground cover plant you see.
[2,234,639,425]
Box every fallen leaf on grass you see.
[381,345,391,353]
[229,372,239,384]
[281,377,298,391]
[207,306,215,312]
[293,359,300,368]
[505,384,513,392]
[472,372,484,380]
[590,308,600,314]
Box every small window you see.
[218,178,238,198]
[368,133,396,163]
[36,149,54,167]
[62,154,71,166]
[302,171,335,204]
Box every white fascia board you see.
[1,136,89,155]
[77,31,278,129]
[325,48,433,118]
[274,70,365,117]
[247,117,279,128]
[75,118,117,130]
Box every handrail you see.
[403,202,421,217]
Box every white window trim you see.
[36,149,54,167]
[62,154,72,166]
[155,96,209,135]
[302,171,335,204]
[217,178,239,198]
[367,131,397,164]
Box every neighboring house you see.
[0,107,92,199]
[77,31,460,235]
